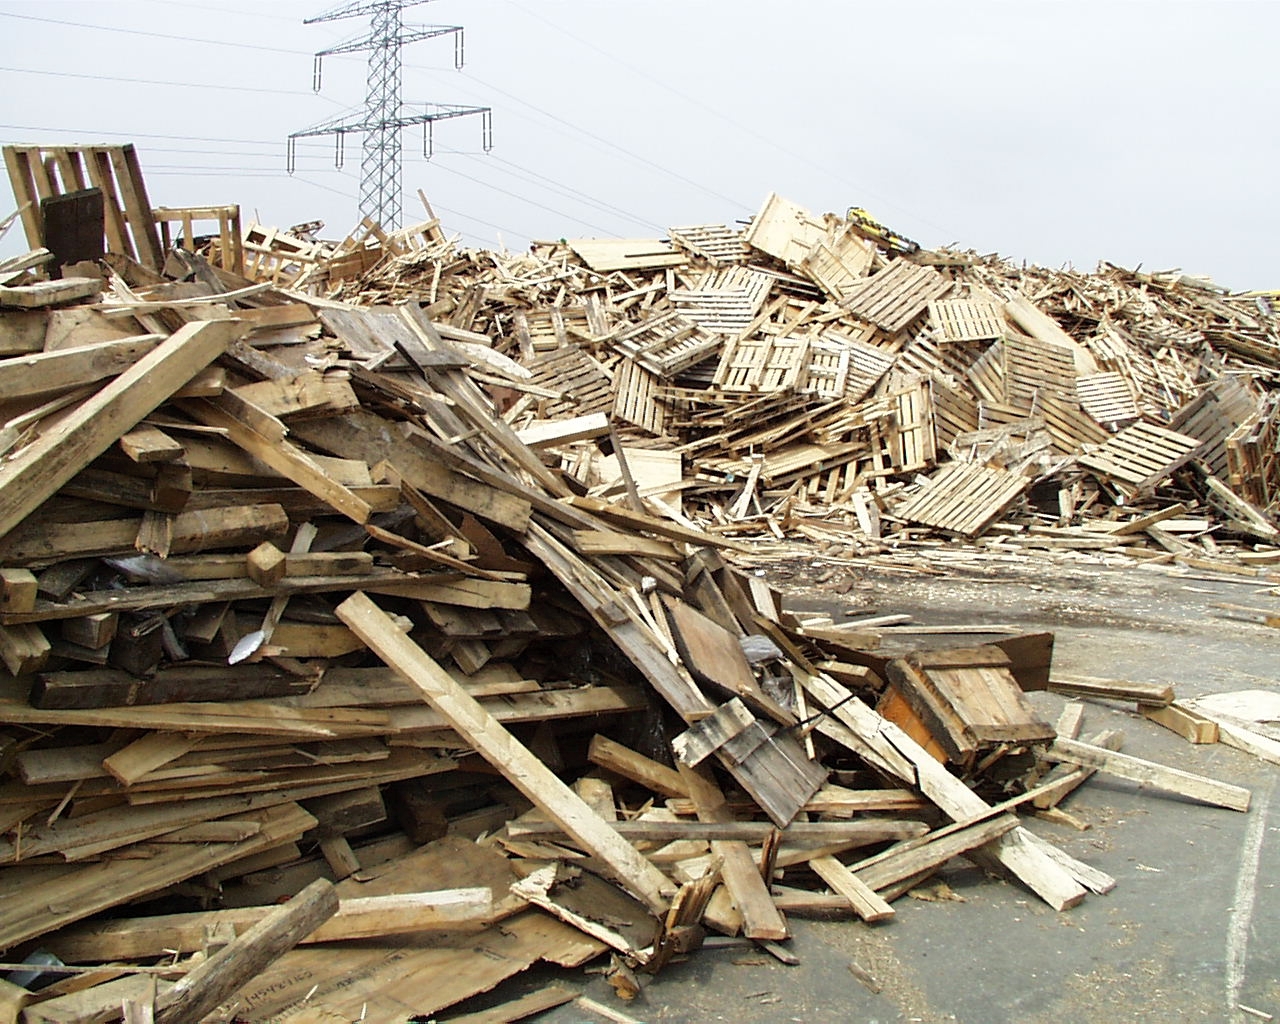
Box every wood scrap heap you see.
[0,142,1264,1022]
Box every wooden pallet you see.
[237,223,333,288]
[1037,392,1108,456]
[1077,422,1205,491]
[1002,333,1078,410]
[612,357,666,436]
[153,205,244,277]
[741,191,830,267]
[928,298,1006,343]
[524,346,614,419]
[842,259,952,333]
[670,266,773,335]
[1076,372,1140,428]
[841,332,897,402]
[612,310,720,378]
[511,306,593,357]
[931,374,980,449]
[803,334,851,399]
[668,223,751,264]
[890,380,936,472]
[1168,375,1259,477]
[4,143,164,270]
[714,334,810,392]
[896,461,1030,537]
[966,339,1006,405]
[799,230,873,301]
[1226,391,1280,512]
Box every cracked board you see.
[842,259,953,333]
[928,298,1006,343]
[896,461,1031,537]
[1076,372,1140,428]
[1077,421,1205,493]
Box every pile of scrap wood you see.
[0,142,1261,1022]
[194,187,1280,579]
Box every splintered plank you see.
[896,462,1031,537]
[0,319,244,543]
[842,259,952,333]
[928,298,1005,342]
[0,802,315,950]
[1077,422,1205,491]
[336,592,671,915]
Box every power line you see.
[0,64,343,101]
[0,10,315,57]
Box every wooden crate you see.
[842,259,953,333]
[928,298,1006,343]
[886,648,1056,770]
[1077,422,1205,492]
[4,143,163,270]
[896,461,1031,537]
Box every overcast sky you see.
[1,0,1276,290]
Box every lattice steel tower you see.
[289,0,491,229]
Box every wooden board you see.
[567,238,686,272]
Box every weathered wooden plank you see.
[336,592,671,915]
[0,320,244,543]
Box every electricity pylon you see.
[289,0,492,230]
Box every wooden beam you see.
[153,878,338,1024]
[1045,736,1250,812]
[0,335,163,400]
[0,319,244,543]
[335,591,671,915]
[810,855,895,923]
[587,734,689,797]
[1047,675,1174,706]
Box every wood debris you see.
[0,145,1267,1021]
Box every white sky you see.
[1,0,1276,290]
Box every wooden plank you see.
[336,592,671,915]
[809,856,894,922]
[588,734,690,798]
[0,335,163,400]
[1140,702,1220,744]
[0,320,243,544]
[153,879,338,1024]
[1046,736,1250,811]
[1047,675,1174,706]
